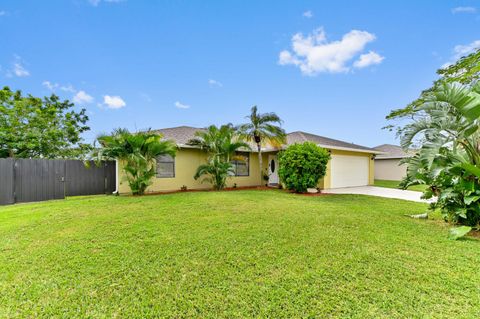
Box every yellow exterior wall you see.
[118,148,271,194]
[118,147,375,194]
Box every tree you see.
[385,48,480,137]
[188,124,250,190]
[0,86,90,158]
[237,106,286,184]
[95,128,177,195]
[399,82,480,227]
[278,142,330,193]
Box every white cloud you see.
[303,10,313,18]
[442,39,480,68]
[278,27,381,75]
[42,81,59,91]
[353,51,384,68]
[208,79,223,87]
[103,95,126,109]
[60,84,76,93]
[73,90,94,104]
[452,6,476,14]
[88,0,125,6]
[10,56,30,77]
[175,101,190,109]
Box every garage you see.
[330,154,369,188]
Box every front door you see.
[268,155,279,185]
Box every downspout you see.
[113,159,119,195]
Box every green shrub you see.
[278,142,330,193]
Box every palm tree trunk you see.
[257,143,263,186]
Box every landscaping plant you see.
[188,124,249,190]
[278,142,330,193]
[95,128,177,195]
[237,106,286,184]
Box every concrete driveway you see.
[325,186,433,203]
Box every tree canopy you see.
[0,87,90,158]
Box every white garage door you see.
[330,154,369,188]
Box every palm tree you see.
[399,81,480,226]
[237,106,286,184]
[94,128,177,195]
[188,124,250,190]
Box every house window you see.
[156,155,175,178]
[231,152,249,176]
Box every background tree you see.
[278,142,330,193]
[385,48,480,138]
[237,106,286,184]
[95,128,177,195]
[188,124,250,190]
[0,87,90,158]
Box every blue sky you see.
[1,1,479,147]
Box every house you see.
[373,144,411,181]
[118,126,382,194]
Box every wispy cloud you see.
[7,56,30,77]
[303,10,313,18]
[73,90,94,104]
[88,0,125,6]
[140,92,152,102]
[103,95,126,109]
[42,81,59,91]
[208,79,223,87]
[0,10,7,16]
[175,101,190,109]
[278,27,383,75]
[451,6,476,14]
[442,39,480,68]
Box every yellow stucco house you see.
[118,126,382,194]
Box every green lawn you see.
[1,190,479,318]
[374,179,427,192]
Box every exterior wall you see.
[374,158,406,181]
[118,147,375,193]
[118,148,270,194]
[320,149,374,189]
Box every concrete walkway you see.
[325,186,433,203]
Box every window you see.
[156,155,175,178]
[231,152,249,176]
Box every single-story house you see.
[373,144,412,181]
[118,126,382,194]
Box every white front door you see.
[268,155,279,185]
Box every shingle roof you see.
[373,144,412,159]
[152,126,380,154]
[287,131,380,154]
[152,126,205,146]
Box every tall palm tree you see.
[95,128,177,195]
[237,106,286,184]
[187,124,250,190]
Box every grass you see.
[0,190,479,318]
[374,179,427,192]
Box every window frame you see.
[156,154,175,178]
[231,152,250,177]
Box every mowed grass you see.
[374,179,427,192]
[1,190,479,318]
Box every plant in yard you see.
[397,81,480,229]
[188,124,250,190]
[237,106,286,184]
[95,128,177,195]
[278,142,330,193]
[0,86,90,159]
